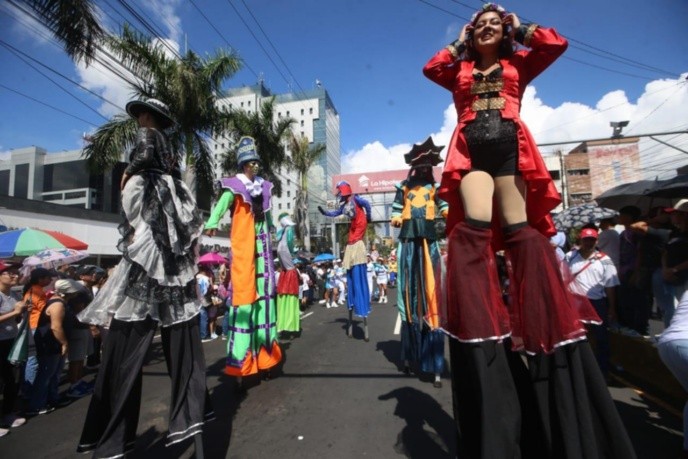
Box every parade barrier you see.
[609,331,686,409]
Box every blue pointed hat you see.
[236,136,261,167]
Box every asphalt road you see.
[1,288,683,458]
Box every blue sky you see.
[1,0,687,177]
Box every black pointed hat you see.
[403,136,444,166]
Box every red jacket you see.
[423,26,566,248]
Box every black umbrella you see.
[595,179,672,214]
[646,174,688,199]
[553,203,618,231]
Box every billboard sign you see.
[332,167,443,194]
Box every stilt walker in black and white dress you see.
[76,98,213,458]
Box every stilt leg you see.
[363,317,369,342]
[193,432,205,459]
[347,309,353,338]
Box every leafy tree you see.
[82,25,242,209]
[289,133,326,250]
[22,0,104,63]
[218,98,294,197]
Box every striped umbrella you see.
[0,228,88,257]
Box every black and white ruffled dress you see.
[78,127,204,327]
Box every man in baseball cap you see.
[565,226,619,382]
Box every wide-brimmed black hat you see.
[404,136,444,166]
[125,98,175,128]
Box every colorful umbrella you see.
[313,253,335,262]
[22,248,89,271]
[198,252,228,265]
[0,228,88,258]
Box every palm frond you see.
[81,115,138,172]
[26,0,105,64]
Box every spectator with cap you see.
[663,200,688,301]
[0,261,28,436]
[631,198,688,326]
[565,227,619,381]
[26,279,79,416]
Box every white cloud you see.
[3,2,52,46]
[343,74,688,179]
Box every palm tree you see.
[21,0,104,63]
[289,134,326,250]
[218,98,294,197]
[82,25,242,209]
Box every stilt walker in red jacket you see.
[424,4,635,457]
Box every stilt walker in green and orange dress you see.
[204,136,282,388]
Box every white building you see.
[0,145,122,213]
[212,82,341,250]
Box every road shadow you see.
[332,317,368,341]
[612,392,682,458]
[379,386,457,458]
[376,339,403,371]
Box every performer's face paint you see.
[243,160,261,177]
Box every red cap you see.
[0,261,14,273]
[580,228,598,239]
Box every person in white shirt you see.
[658,290,688,457]
[565,227,619,381]
[597,217,620,270]
[366,255,376,301]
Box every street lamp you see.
[610,121,629,138]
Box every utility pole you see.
[557,149,569,209]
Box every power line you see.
[187,0,259,79]
[0,83,98,126]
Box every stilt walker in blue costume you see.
[391,137,448,388]
[318,182,372,341]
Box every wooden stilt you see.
[193,432,204,459]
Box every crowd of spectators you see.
[0,262,108,437]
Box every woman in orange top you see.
[21,267,53,399]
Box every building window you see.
[248,101,251,107]
[287,191,290,197]
[286,111,290,116]
[214,144,218,150]
[287,202,290,209]
[278,203,282,210]
[241,102,244,107]
[567,169,589,176]
[287,179,291,186]
[13,163,30,199]
[221,143,225,149]
[301,109,304,115]
[549,170,561,180]
[300,120,304,127]
[278,112,281,117]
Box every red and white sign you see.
[332,167,443,194]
